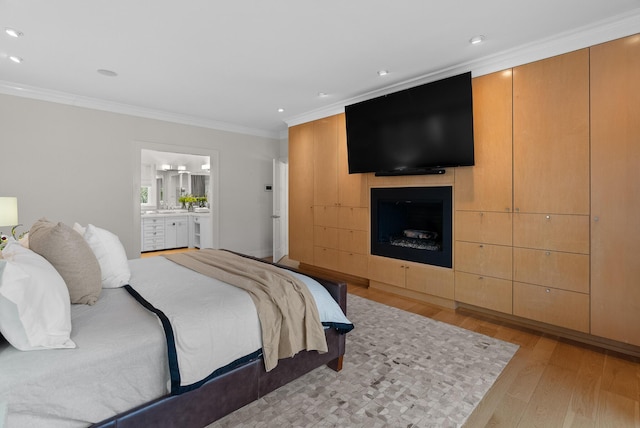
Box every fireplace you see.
[371,186,452,268]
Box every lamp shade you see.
[0,197,18,227]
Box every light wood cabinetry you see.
[512,213,589,254]
[288,122,315,264]
[590,34,640,346]
[513,282,590,332]
[369,255,454,300]
[512,49,590,216]
[455,273,513,314]
[312,114,368,276]
[290,113,368,278]
[511,49,591,328]
[454,70,513,313]
[288,35,640,353]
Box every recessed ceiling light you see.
[469,35,485,45]
[277,108,284,113]
[97,69,118,77]
[8,55,23,64]
[5,28,23,38]
[377,70,389,76]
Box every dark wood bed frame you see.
[92,256,348,428]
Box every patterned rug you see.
[209,294,518,428]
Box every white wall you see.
[0,93,280,258]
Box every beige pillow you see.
[29,219,102,305]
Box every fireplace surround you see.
[371,186,452,268]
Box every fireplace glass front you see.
[371,186,452,268]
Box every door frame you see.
[132,140,220,256]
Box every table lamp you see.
[0,197,19,227]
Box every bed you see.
[0,220,353,428]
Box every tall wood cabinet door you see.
[337,113,367,207]
[288,123,315,264]
[513,49,590,215]
[313,116,339,206]
[456,70,513,212]
[590,35,640,346]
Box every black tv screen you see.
[344,72,474,175]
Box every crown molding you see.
[284,9,640,128]
[2,9,638,137]
[0,82,281,140]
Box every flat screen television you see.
[344,72,474,176]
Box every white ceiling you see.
[1,1,640,139]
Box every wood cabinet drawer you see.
[338,252,368,278]
[513,247,589,293]
[455,272,512,314]
[338,229,367,254]
[455,241,512,280]
[455,211,512,245]
[314,226,338,249]
[338,206,368,231]
[406,265,454,300]
[314,246,339,271]
[368,255,405,288]
[143,218,164,225]
[513,213,589,254]
[513,282,589,332]
[313,205,338,227]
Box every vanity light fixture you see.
[377,70,389,76]
[318,92,328,97]
[277,108,284,113]
[469,35,485,45]
[8,55,23,64]
[177,165,186,171]
[5,28,23,38]
[201,164,210,170]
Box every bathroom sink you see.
[157,209,189,214]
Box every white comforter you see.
[0,256,351,428]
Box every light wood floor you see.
[348,284,640,428]
[144,250,640,427]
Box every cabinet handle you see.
[479,244,484,248]
[546,215,551,220]
[545,251,551,256]
[594,216,600,222]
[546,288,551,293]
[478,276,484,280]
[515,208,520,212]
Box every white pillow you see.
[82,224,131,288]
[72,222,86,236]
[0,239,76,351]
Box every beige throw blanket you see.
[164,249,328,371]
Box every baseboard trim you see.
[457,303,640,359]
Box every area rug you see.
[209,294,518,428]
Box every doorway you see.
[133,141,220,256]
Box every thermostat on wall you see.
[265,185,273,192]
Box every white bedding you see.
[0,286,167,428]
[0,256,352,428]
